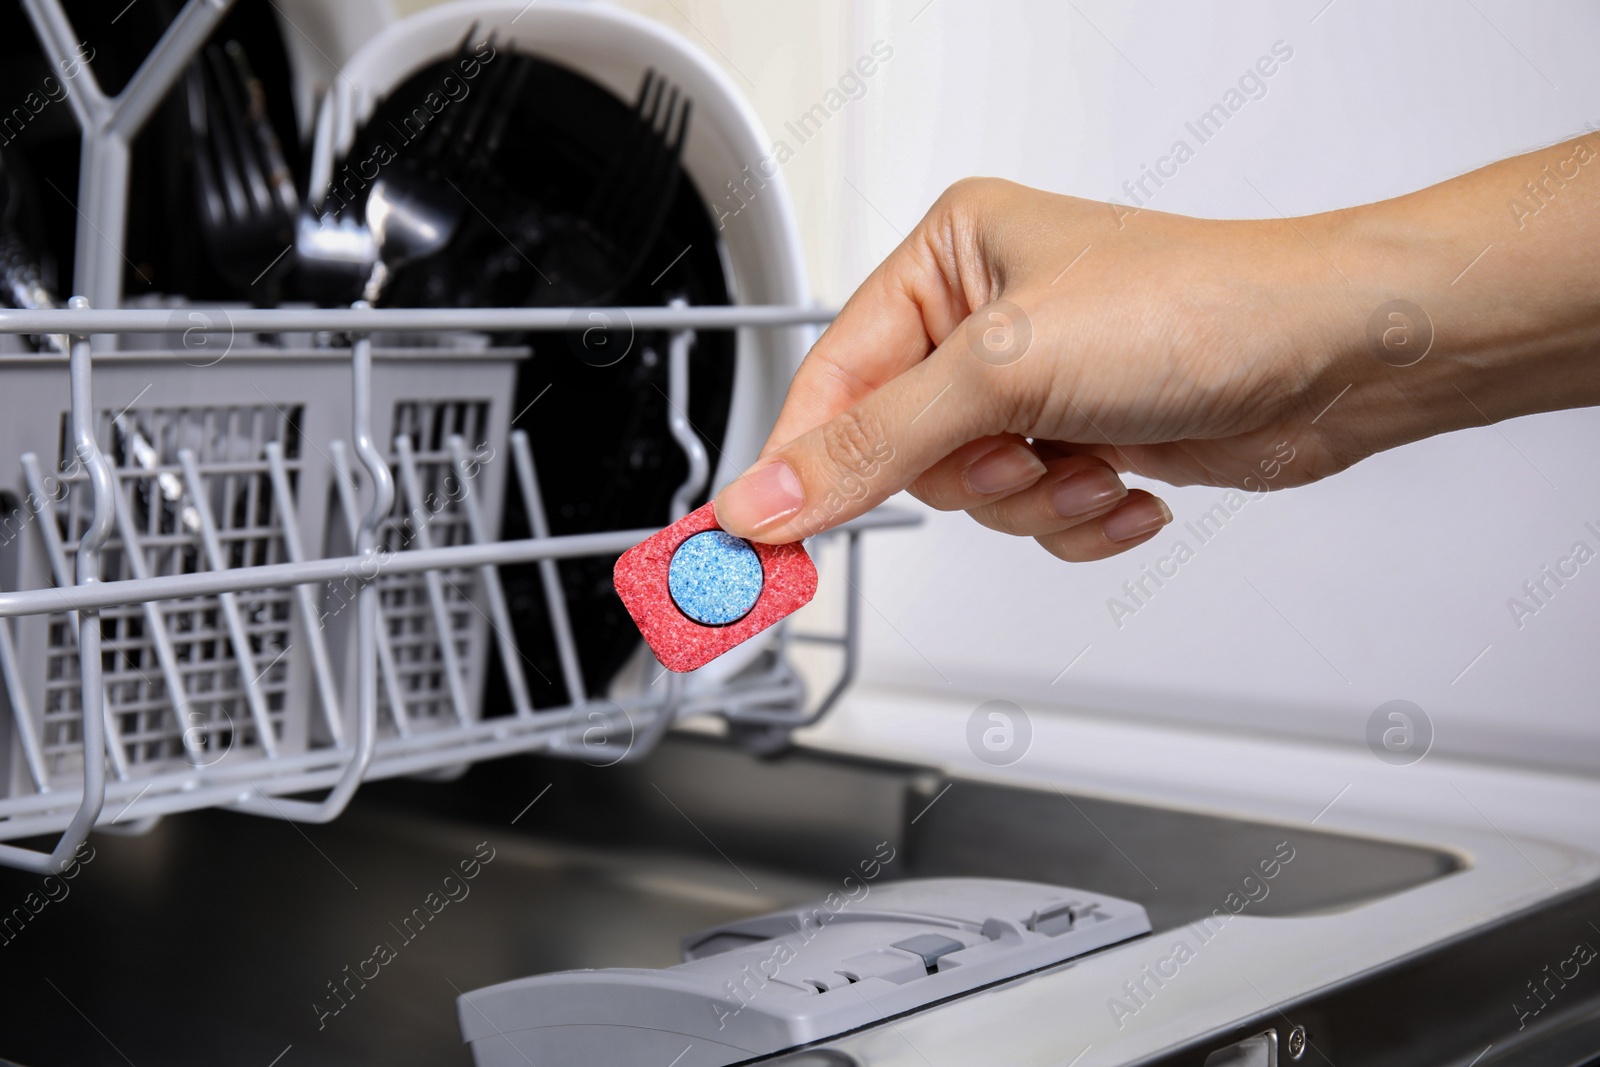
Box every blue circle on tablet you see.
[668,531,764,626]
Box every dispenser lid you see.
[457,877,1151,1067]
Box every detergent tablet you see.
[613,501,818,672]
[668,530,765,625]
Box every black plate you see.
[348,53,737,703]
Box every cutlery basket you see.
[0,304,906,875]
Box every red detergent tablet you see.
[613,501,818,673]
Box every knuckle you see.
[997,371,1044,430]
[933,176,1034,245]
[939,175,1007,210]
[933,341,1029,426]
[939,176,989,205]
[906,474,963,512]
[787,412,896,537]
[930,178,1004,250]
[818,410,888,482]
[969,488,1033,530]
[1035,533,1083,562]
[967,503,1013,533]
[1035,529,1120,563]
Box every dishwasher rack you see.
[0,301,915,875]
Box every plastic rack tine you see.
[109,0,238,140]
[447,434,534,718]
[330,438,410,737]
[17,0,107,130]
[229,325,385,822]
[110,476,207,765]
[394,435,474,726]
[176,448,279,758]
[0,584,48,792]
[0,301,107,874]
[508,431,586,705]
[266,441,344,746]
[726,528,864,730]
[663,300,708,521]
[814,529,864,723]
[799,529,863,726]
[21,0,233,315]
[19,452,129,780]
[616,298,710,760]
[619,671,679,764]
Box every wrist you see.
[1294,181,1600,468]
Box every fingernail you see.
[1102,497,1173,542]
[1050,469,1127,518]
[718,459,805,533]
[965,444,1046,495]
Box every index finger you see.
[761,221,974,454]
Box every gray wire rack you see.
[0,0,917,874]
[0,300,917,876]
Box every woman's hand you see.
[713,178,1358,560]
[714,143,1600,560]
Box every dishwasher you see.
[0,2,1597,1065]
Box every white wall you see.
[418,0,1600,772]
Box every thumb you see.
[715,343,999,543]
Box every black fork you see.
[583,69,693,296]
[357,35,536,303]
[185,40,298,299]
[408,29,534,192]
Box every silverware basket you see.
[0,303,913,875]
[0,0,913,875]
